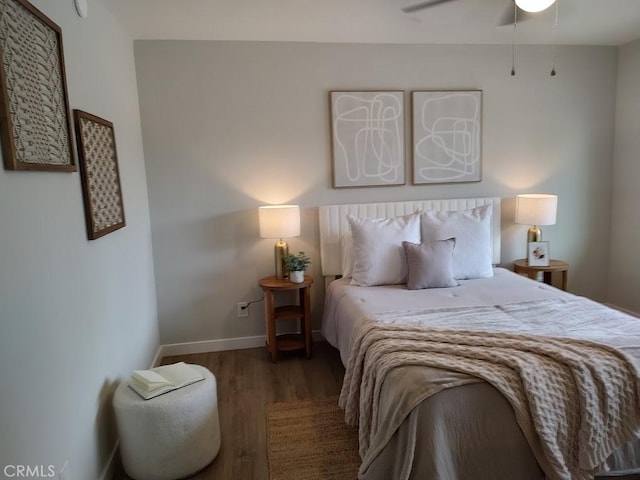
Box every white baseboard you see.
[157,330,325,360]
[150,345,164,367]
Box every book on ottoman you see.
[129,362,204,400]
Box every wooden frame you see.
[412,90,482,185]
[330,91,405,188]
[528,241,550,267]
[0,0,76,171]
[73,110,126,240]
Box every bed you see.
[318,197,640,480]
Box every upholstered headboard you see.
[318,197,501,277]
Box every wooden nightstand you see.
[513,259,569,291]
[259,275,313,362]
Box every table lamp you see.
[259,205,301,279]
[515,193,558,252]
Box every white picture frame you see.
[330,91,405,188]
[528,241,550,267]
[412,90,482,184]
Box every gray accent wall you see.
[609,39,640,313]
[134,41,619,345]
[0,1,159,479]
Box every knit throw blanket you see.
[339,319,640,480]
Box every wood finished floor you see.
[114,342,345,480]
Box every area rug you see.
[266,397,361,480]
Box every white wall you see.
[134,41,619,345]
[0,1,159,479]
[609,39,640,313]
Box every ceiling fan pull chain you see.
[550,0,559,76]
[511,4,518,76]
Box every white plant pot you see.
[289,270,304,283]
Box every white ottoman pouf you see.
[113,364,220,480]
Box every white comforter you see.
[341,299,640,480]
[321,268,640,480]
[322,267,571,365]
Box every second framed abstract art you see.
[412,90,482,185]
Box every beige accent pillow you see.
[403,239,459,290]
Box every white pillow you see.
[348,213,421,286]
[340,233,354,278]
[420,204,493,280]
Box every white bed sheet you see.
[322,267,570,366]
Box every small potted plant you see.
[282,251,311,283]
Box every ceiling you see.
[104,0,640,46]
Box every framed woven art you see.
[73,110,126,240]
[0,0,76,171]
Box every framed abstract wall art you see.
[412,90,482,185]
[330,91,405,188]
[73,110,126,240]
[0,0,76,171]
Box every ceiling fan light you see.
[514,0,556,13]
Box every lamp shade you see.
[515,194,558,226]
[259,205,300,239]
[515,0,555,13]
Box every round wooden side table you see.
[513,259,569,291]
[258,275,313,362]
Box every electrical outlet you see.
[59,460,70,480]
[237,302,249,318]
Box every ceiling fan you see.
[402,0,557,26]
